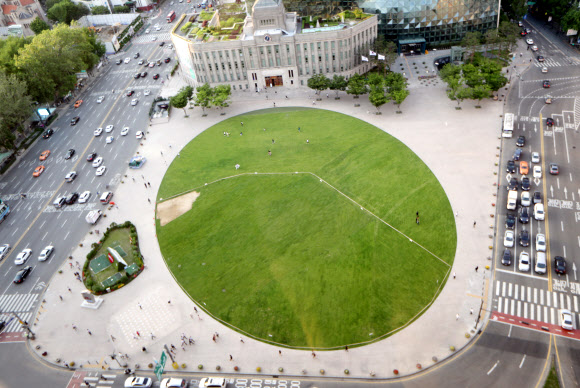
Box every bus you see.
[0,201,9,223]
[167,11,176,23]
[502,113,514,138]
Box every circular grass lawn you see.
[156,107,456,348]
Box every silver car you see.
[0,244,11,260]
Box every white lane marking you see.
[519,354,527,368]
[498,297,503,313]
[562,221,564,231]
[509,282,513,297]
[487,361,500,375]
[508,324,513,338]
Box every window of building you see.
[331,41,335,49]
[288,70,294,78]
[260,47,264,55]
[219,51,223,58]
[275,45,279,54]
[304,56,308,63]
[332,54,336,61]
[300,80,304,86]
[212,51,216,59]
[208,64,212,71]
[261,59,266,67]
[287,44,290,53]
[232,85,236,90]
[221,63,225,70]
[317,42,321,50]
[211,75,215,82]
[267,46,271,54]
[288,57,292,65]
[324,42,328,50]
[318,56,322,62]
[228,63,232,70]
[241,61,245,69]
[310,43,314,51]
[276,57,280,66]
[298,66,303,76]
[223,74,227,81]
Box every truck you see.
[85,210,102,224]
[507,190,517,210]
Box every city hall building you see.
[170,0,378,90]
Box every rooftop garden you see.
[179,11,245,42]
[302,9,372,29]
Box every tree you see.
[91,5,110,15]
[484,29,500,53]
[328,75,347,98]
[47,0,90,24]
[81,27,105,66]
[503,0,528,19]
[0,126,16,151]
[498,21,520,55]
[0,36,31,76]
[307,73,330,95]
[113,5,130,13]
[384,71,407,93]
[170,90,189,116]
[0,70,32,143]
[192,83,213,112]
[461,63,484,87]
[368,85,389,112]
[367,72,383,87]
[562,8,580,32]
[438,63,461,83]
[346,73,368,98]
[30,18,51,35]
[461,31,481,62]
[46,0,65,10]
[212,84,231,110]
[391,89,410,112]
[471,84,491,106]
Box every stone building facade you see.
[0,0,47,37]
[171,0,378,91]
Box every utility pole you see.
[11,312,35,340]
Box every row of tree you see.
[460,22,522,61]
[173,84,232,113]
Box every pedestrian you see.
[177,153,180,157]
[59,295,63,301]
[171,344,176,350]
[235,164,240,170]
[189,337,194,344]
[520,53,523,57]
[142,347,147,352]
[72,324,77,330]
[136,331,140,337]
[306,139,309,144]
[75,261,80,269]
[194,307,198,313]
[182,346,186,351]
[507,69,509,74]
[69,263,73,269]
[229,355,233,361]
[416,216,420,224]
[470,308,474,315]
[97,191,100,196]
[473,221,476,227]
[216,332,219,338]
[312,101,316,105]
[285,95,288,99]
[279,350,282,355]
[453,272,456,279]
[456,314,459,321]
[268,150,271,156]
[168,300,171,305]
[240,338,244,343]
[148,198,151,204]
[132,177,135,182]
[240,121,243,126]
[345,345,348,351]
[272,139,275,144]
[475,266,479,272]
[312,351,316,358]
[326,93,329,98]
[147,182,151,187]
[68,287,72,292]
[151,333,156,339]
[212,335,216,342]
[87,330,92,335]
[298,127,300,132]
[144,183,147,189]
[240,132,243,136]
[273,102,276,107]
[455,211,458,217]
[161,151,163,156]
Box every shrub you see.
[191,27,199,35]
[180,22,192,32]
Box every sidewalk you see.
[30,68,504,379]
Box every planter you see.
[198,364,203,370]
[354,104,360,107]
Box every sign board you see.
[81,290,95,303]
[154,351,167,380]
[567,29,578,36]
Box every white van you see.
[100,191,113,204]
[535,252,547,274]
[534,203,545,221]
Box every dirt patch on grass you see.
[157,191,200,226]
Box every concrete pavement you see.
[29,58,507,380]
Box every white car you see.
[151,36,157,41]
[124,57,130,64]
[124,377,152,388]
[541,67,548,73]
[160,378,187,388]
[534,203,545,221]
[105,125,114,133]
[531,152,540,163]
[155,26,161,31]
[92,157,103,168]
[78,191,91,204]
[131,98,139,106]
[148,62,155,68]
[531,45,538,52]
[561,309,574,330]
[518,251,530,272]
[145,29,150,34]
[138,59,144,65]
[96,166,106,176]
[533,165,542,178]
[97,96,105,103]
[38,246,54,262]
[144,90,150,96]
[106,136,114,144]
[136,131,144,139]
[15,248,32,265]
[198,378,226,388]
[521,191,531,207]
[536,233,546,252]
[504,230,514,248]
[94,127,103,137]
[526,38,534,45]
[121,127,129,136]
[65,171,77,182]
[0,244,11,261]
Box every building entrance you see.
[264,75,283,87]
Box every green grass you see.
[90,228,137,284]
[543,366,560,388]
[157,108,456,348]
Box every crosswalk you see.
[0,293,38,333]
[533,57,580,67]
[133,32,171,44]
[494,280,578,327]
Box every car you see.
[39,150,51,161]
[97,95,105,103]
[131,98,139,106]
[86,152,97,161]
[124,376,152,388]
[549,163,559,175]
[533,165,542,178]
[508,177,518,191]
[0,320,5,333]
[160,42,165,47]
[513,148,522,161]
[504,230,514,248]
[516,135,525,147]
[537,55,544,62]
[144,89,150,96]
[543,80,550,88]
[78,190,91,203]
[157,61,162,67]
[65,171,77,182]
[555,256,567,275]
[153,74,160,80]
[138,60,145,66]
[105,125,114,133]
[520,30,527,36]
[506,160,516,173]
[534,203,545,221]
[124,57,130,64]
[116,59,122,65]
[53,196,66,208]
[141,72,148,78]
[33,165,45,177]
[96,166,106,176]
[519,206,530,224]
[545,96,552,104]
[38,246,54,261]
[518,21,523,27]
[151,36,157,41]
[136,131,144,139]
[0,244,11,261]
[64,149,75,160]
[66,192,79,205]
[198,378,226,388]
[14,248,32,265]
[519,230,530,247]
[74,100,83,108]
[536,233,546,252]
[155,26,161,31]
[160,378,188,388]
[126,90,135,97]
[531,45,538,51]
[70,116,80,125]
[134,52,140,59]
[531,152,540,163]
[505,214,516,229]
[521,191,531,207]
[145,29,150,33]
[521,176,530,191]
[560,309,573,330]
[165,57,171,63]
[106,136,114,144]
[502,249,512,266]
[533,191,542,204]
[519,160,529,175]
[148,62,155,68]
[159,103,169,109]
[526,38,534,45]
[168,44,173,49]
[92,157,103,168]
[518,251,530,272]
[13,266,32,284]
[541,67,548,73]
[121,127,129,136]
[546,117,554,126]
[42,129,54,139]
[94,127,103,137]
[134,73,141,79]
